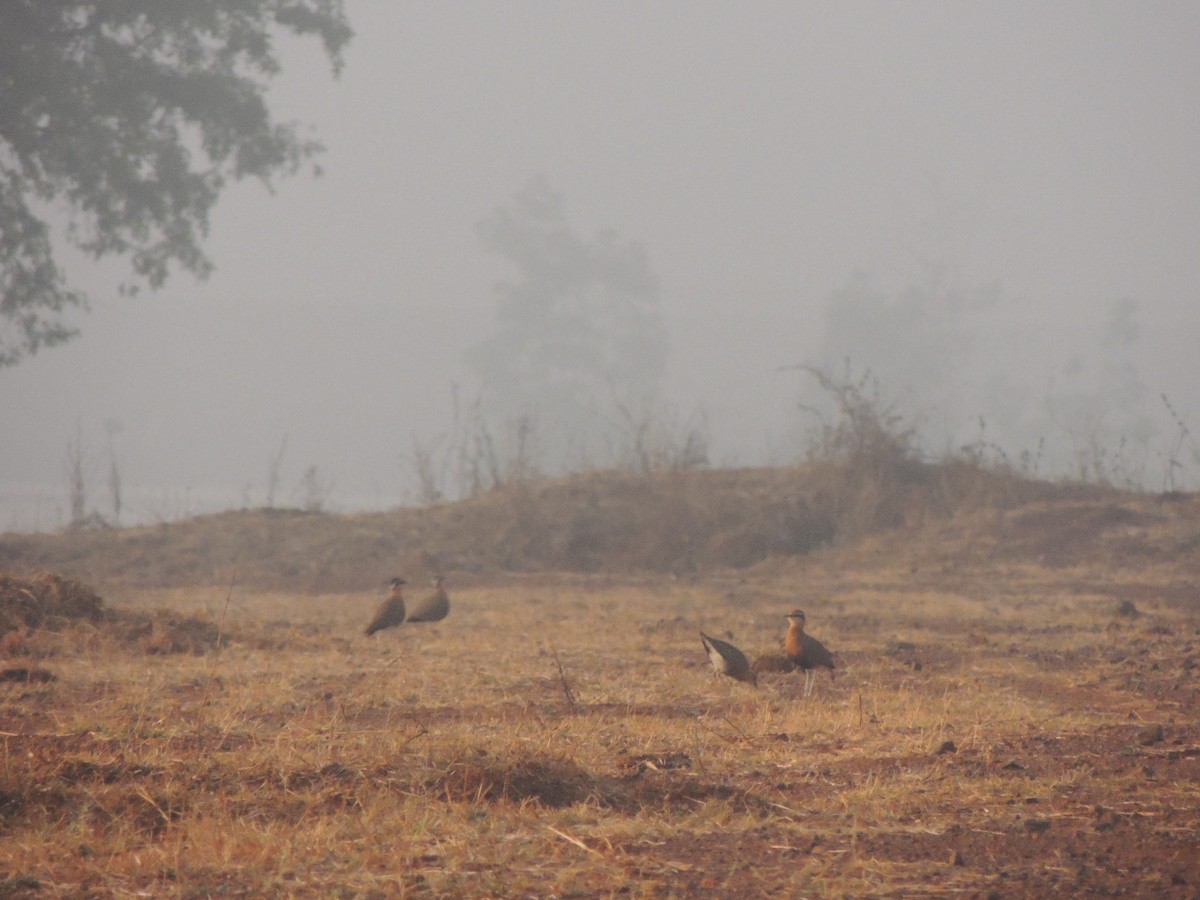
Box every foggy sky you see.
[3,2,1199,530]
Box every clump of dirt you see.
[424,747,782,817]
[0,571,104,632]
[1,570,225,655]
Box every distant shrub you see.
[788,362,1073,541]
[792,363,928,539]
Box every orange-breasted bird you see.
[784,609,835,695]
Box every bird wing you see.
[365,597,405,634]
[407,588,448,622]
[804,633,835,670]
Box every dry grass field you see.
[2,474,1199,897]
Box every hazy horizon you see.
[3,2,1198,531]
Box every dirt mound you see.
[425,749,776,815]
[1,569,226,655]
[431,754,593,807]
[812,490,1200,581]
[0,571,105,632]
[0,468,844,589]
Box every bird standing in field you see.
[364,577,407,636]
[405,574,449,623]
[700,631,758,687]
[784,609,835,696]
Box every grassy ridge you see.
[0,462,1167,593]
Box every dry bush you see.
[789,363,1126,543]
[791,362,937,540]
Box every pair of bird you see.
[701,609,834,695]
[365,575,449,635]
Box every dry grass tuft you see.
[0,571,104,631]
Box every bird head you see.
[787,609,806,623]
[388,577,407,590]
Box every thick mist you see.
[2,3,1198,530]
